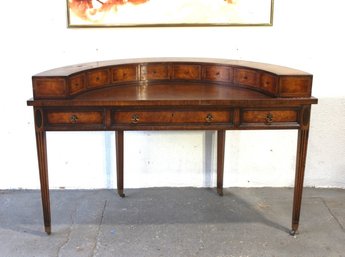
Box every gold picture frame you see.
[67,0,274,28]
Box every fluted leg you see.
[217,130,226,196]
[116,130,125,197]
[290,128,309,235]
[35,131,51,234]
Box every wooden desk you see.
[27,58,317,235]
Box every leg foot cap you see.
[45,226,51,235]
[118,190,125,198]
[217,189,223,196]
[289,229,298,236]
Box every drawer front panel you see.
[33,78,67,98]
[140,64,170,80]
[204,65,233,82]
[241,109,298,125]
[47,111,104,125]
[173,65,201,80]
[112,65,137,83]
[87,69,110,88]
[113,110,231,125]
[68,74,86,95]
[234,68,259,87]
[279,76,312,97]
[260,73,278,95]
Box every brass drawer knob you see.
[131,114,140,124]
[205,113,214,123]
[265,113,273,125]
[70,114,78,123]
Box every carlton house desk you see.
[27,58,318,235]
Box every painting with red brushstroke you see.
[67,0,273,27]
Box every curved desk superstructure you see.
[31,58,313,99]
[27,58,318,235]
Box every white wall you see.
[1,0,344,189]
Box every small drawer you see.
[68,73,86,95]
[113,110,231,125]
[241,109,298,125]
[204,65,233,82]
[46,111,104,125]
[279,76,312,97]
[173,64,201,80]
[87,68,110,88]
[140,64,170,80]
[260,73,278,95]
[33,78,67,99]
[112,65,137,83]
[234,68,259,87]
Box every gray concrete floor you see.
[0,188,344,257]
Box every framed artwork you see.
[67,0,274,28]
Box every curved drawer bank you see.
[31,58,313,99]
[27,58,318,236]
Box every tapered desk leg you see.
[35,131,51,234]
[116,130,125,198]
[290,127,310,236]
[217,130,226,196]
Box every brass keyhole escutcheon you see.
[205,113,214,123]
[131,114,140,124]
[265,113,273,125]
[70,114,78,123]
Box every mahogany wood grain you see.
[290,106,312,236]
[27,58,318,235]
[217,130,226,196]
[116,130,125,198]
[35,131,51,234]
[34,108,51,234]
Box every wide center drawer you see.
[112,110,231,125]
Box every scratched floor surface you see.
[0,188,344,257]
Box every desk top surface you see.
[28,83,317,107]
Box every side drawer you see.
[33,78,67,99]
[46,110,104,127]
[240,109,299,127]
[113,110,231,125]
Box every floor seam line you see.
[316,196,345,233]
[91,199,107,257]
[56,203,78,257]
